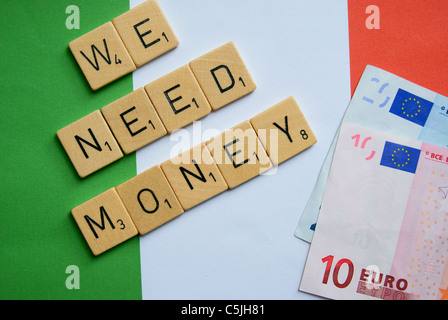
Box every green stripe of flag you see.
[0,0,141,299]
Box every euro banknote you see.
[295,65,448,243]
[299,122,448,300]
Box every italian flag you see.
[1,0,447,300]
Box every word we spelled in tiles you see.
[71,97,317,255]
[69,0,178,91]
[58,42,256,178]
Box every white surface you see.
[132,0,351,299]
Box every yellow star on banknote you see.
[439,287,448,300]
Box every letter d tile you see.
[189,42,256,111]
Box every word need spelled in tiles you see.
[250,97,317,165]
[101,87,167,154]
[57,110,123,178]
[160,143,228,210]
[206,121,272,189]
[145,65,211,133]
[112,0,179,67]
[116,165,183,235]
[71,188,138,256]
[69,22,136,91]
[189,41,256,110]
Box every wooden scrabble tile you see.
[71,188,138,256]
[69,21,136,91]
[160,143,228,210]
[206,120,272,189]
[116,165,184,235]
[189,42,256,110]
[112,0,179,67]
[144,65,211,133]
[249,96,317,165]
[57,110,123,178]
[101,87,167,154]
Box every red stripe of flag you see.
[348,0,448,97]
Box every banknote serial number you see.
[321,255,411,300]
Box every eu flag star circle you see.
[401,97,422,118]
[391,148,411,167]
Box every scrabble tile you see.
[160,143,228,210]
[249,96,317,165]
[57,110,123,178]
[206,120,272,189]
[112,0,179,67]
[69,22,136,91]
[144,65,211,133]
[116,165,184,235]
[101,87,167,154]
[189,42,256,110]
[71,188,138,256]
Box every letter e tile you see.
[206,120,272,189]
[145,65,211,133]
[112,0,179,67]
[101,88,167,154]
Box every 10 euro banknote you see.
[299,122,448,300]
[295,65,448,243]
